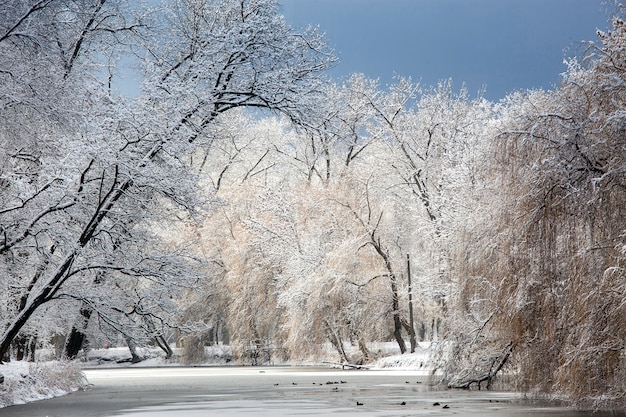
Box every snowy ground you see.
[75,342,433,369]
[0,361,86,408]
[0,342,436,409]
[372,343,432,370]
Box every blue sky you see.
[281,0,615,101]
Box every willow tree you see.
[459,16,626,408]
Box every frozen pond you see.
[0,366,624,417]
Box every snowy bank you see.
[370,344,434,372]
[78,344,233,367]
[0,361,86,408]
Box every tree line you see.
[0,0,624,410]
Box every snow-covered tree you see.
[0,0,334,361]
[0,0,149,361]
[457,16,626,408]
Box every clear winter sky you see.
[280,0,615,101]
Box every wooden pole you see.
[407,253,417,353]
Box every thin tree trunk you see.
[154,335,173,360]
[145,317,173,359]
[390,278,407,353]
[26,335,37,362]
[371,237,407,354]
[324,320,349,363]
[125,336,143,363]
[407,253,417,353]
[357,338,372,363]
[12,334,36,361]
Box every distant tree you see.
[329,175,410,354]
[188,107,404,362]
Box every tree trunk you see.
[389,274,407,354]
[144,317,173,359]
[64,306,93,359]
[368,228,407,354]
[357,338,373,363]
[324,320,349,363]
[393,313,407,354]
[125,336,143,363]
[0,252,77,362]
[12,334,36,362]
[154,335,173,359]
